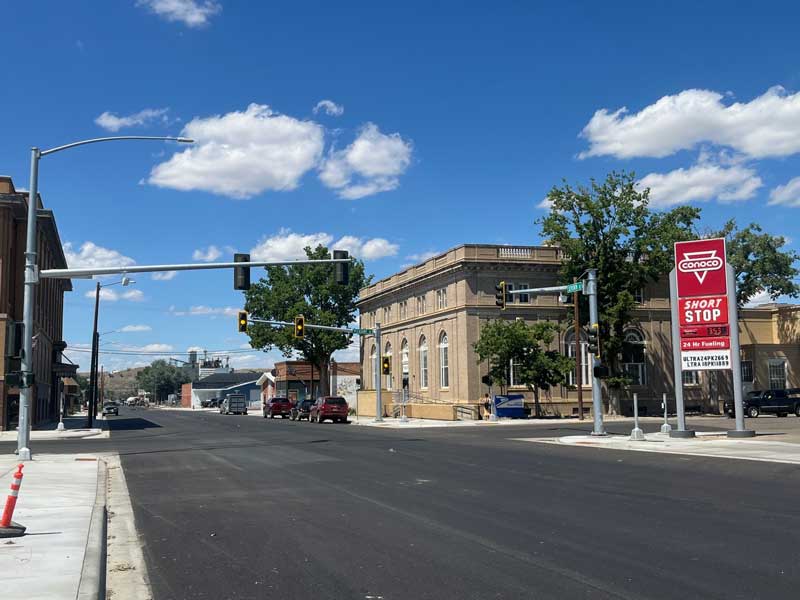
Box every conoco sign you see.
[674,238,727,297]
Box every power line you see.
[66,347,258,356]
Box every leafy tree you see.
[135,360,190,403]
[473,319,573,417]
[712,220,799,306]
[244,245,370,397]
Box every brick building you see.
[0,176,74,430]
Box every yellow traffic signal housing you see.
[294,315,305,339]
[381,355,391,375]
[587,323,600,357]
[494,281,506,310]
[237,311,248,333]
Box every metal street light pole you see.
[17,136,191,460]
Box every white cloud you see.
[63,241,135,270]
[250,229,398,261]
[95,108,169,132]
[537,198,553,209]
[192,245,222,261]
[120,324,152,332]
[170,305,239,317]
[86,288,119,301]
[186,345,205,352]
[768,176,800,207]
[250,229,334,261]
[152,270,178,280]
[334,236,398,260]
[637,163,762,208]
[313,100,344,117]
[130,343,174,352]
[136,0,221,27]
[581,86,800,160]
[148,104,324,199]
[744,290,773,308]
[319,123,412,199]
[122,289,145,302]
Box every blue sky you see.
[2,1,799,372]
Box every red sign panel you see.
[680,337,731,351]
[678,295,729,326]
[680,325,730,338]
[675,238,727,298]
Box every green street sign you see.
[353,328,374,335]
[566,281,584,294]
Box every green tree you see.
[244,245,370,397]
[473,319,573,417]
[135,360,190,403]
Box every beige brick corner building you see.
[356,244,799,419]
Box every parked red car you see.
[310,396,349,423]
[263,397,292,419]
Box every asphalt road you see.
[4,409,800,599]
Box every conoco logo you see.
[678,250,723,284]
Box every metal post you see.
[400,387,408,423]
[586,269,605,435]
[660,392,672,434]
[668,269,694,438]
[88,282,100,427]
[726,264,755,438]
[56,381,65,432]
[630,392,645,440]
[16,149,41,460]
[574,278,583,420]
[374,323,383,422]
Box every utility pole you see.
[573,277,583,420]
[586,269,605,436]
[88,282,100,428]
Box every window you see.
[436,288,448,309]
[621,329,646,386]
[565,329,591,387]
[517,283,529,304]
[384,342,393,390]
[399,300,408,319]
[438,332,449,388]
[741,360,754,383]
[419,336,429,389]
[401,339,409,375]
[370,345,378,390]
[509,358,523,387]
[768,359,787,390]
[505,282,514,305]
[634,288,644,304]
[383,306,391,323]
[417,295,427,315]
[682,370,700,385]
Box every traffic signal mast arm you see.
[245,316,372,335]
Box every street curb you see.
[77,459,107,600]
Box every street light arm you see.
[40,136,193,157]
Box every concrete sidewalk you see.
[0,454,106,599]
[517,431,800,464]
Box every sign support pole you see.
[374,322,383,422]
[726,265,754,438]
[586,269,605,436]
[669,268,695,438]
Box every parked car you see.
[309,396,349,423]
[290,400,314,421]
[201,397,220,408]
[726,389,800,418]
[102,402,119,416]
[219,393,248,415]
[263,397,292,419]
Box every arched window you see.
[384,342,393,391]
[370,345,378,390]
[401,339,409,375]
[622,329,646,385]
[419,336,429,389]
[565,328,591,387]
[438,332,449,389]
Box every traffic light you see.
[333,250,350,285]
[587,323,600,356]
[234,253,251,291]
[237,311,248,333]
[381,356,391,375]
[494,281,506,310]
[294,315,305,339]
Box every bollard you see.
[660,392,672,434]
[0,464,26,538]
[630,393,645,441]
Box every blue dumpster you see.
[494,394,526,418]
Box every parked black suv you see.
[726,389,800,418]
[290,400,314,421]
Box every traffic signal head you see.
[333,250,350,285]
[381,356,391,375]
[587,323,600,356]
[237,311,248,333]
[234,253,251,291]
[294,315,305,339]
[494,281,506,310]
